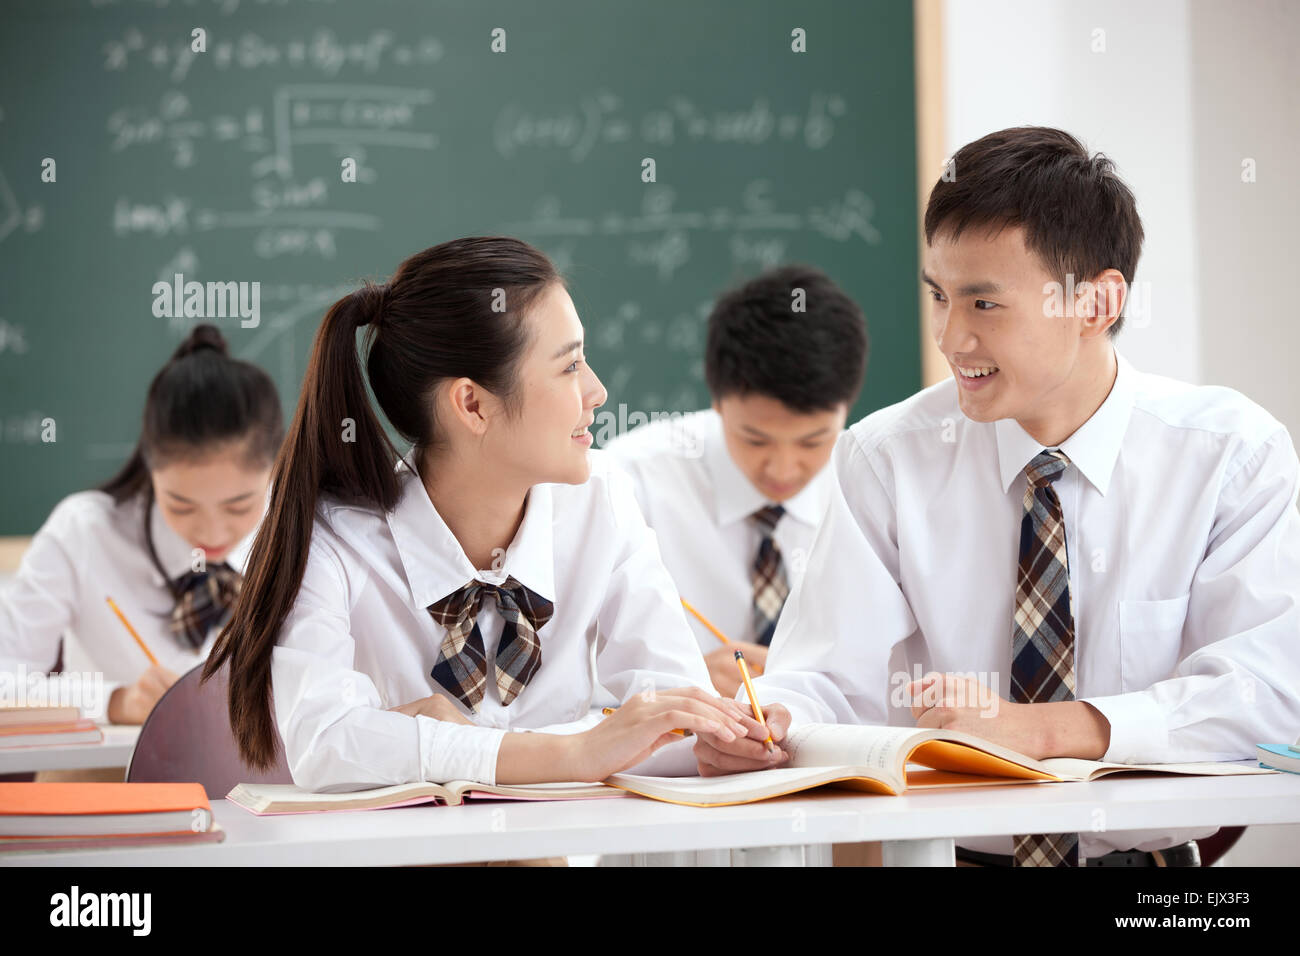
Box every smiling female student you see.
[207,237,751,792]
[0,324,283,725]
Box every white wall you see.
[1188,0,1300,440]
[943,0,1300,866]
[943,0,1202,384]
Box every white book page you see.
[1040,757,1277,781]
[228,781,444,809]
[786,723,927,774]
[608,766,864,804]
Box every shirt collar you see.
[994,349,1137,496]
[703,409,836,528]
[385,455,556,611]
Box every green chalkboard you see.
[0,0,920,534]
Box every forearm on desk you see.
[1037,700,1112,760]
[496,731,584,784]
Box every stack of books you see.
[0,705,102,749]
[0,782,224,851]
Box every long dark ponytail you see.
[205,237,561,769]
[99,323,284,591]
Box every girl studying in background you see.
[0,324,283,724]
[207,237,753,792]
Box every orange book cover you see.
[0,719,100,737]
[0,782,211,817]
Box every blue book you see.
[1257,743,1300,774]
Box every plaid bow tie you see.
[750,504,789,646]
[427,576,554,712]
[1012,449,1079,867]
[169,563,242,650]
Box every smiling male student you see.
[601,265,868,696]
[693,127,1300,866]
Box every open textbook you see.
[606,723,1277,807]
[227,779,624,814]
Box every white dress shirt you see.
[0,490,256,719]
[599,408,833,649]
[754,350,1300,857]
[270,452,715,793]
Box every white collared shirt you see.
[754,351,1300,857]
[0,490,257,719]
[270,452,714,793]
[599,408,833,649]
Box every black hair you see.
[99,323,284,590]
[924,126,1145,335]
[705,264,869,412]
[206,236,561,769]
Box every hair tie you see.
[356,282,389,328]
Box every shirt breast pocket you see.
[1118,593,1190,692]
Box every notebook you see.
[0,705,82,727]
[0,706,102,748]
[227,779,625,815]
[607,723,1278,807]
[0,782,221,849]
[1257,741,1300,774]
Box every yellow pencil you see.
[106,597,160,666]
[680,598,731,645]
[734,649,774,752]
[601,706,690,738]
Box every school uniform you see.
[0,490,257,719]
[599,408,833,650]
[753,350,1300,860]
[270,451,714,793]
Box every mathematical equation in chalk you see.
[102,27,442,82]
[494,91,848,161]
[501,183,880,280]
[91,0,340,12]
[107,86,438,171]
[0,411,49,445]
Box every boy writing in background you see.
[602,265,868,695]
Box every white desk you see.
[3,766,1297,866]
[0,726,140,775]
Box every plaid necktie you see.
[427,576,554,713]
[750,504,789,646]
[169,563,242,650]
[1012,449,1079,867]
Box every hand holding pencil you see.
[691,652,793,776]
[680,598,770,697]
[104,596,180,724]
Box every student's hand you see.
[907,673,1111,761]
[704,641,768,697]
[567,687,751,782]
[106,664,180,724]
[694,702,792,776]
[389,693,472,725]
[907,673,1024,747]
